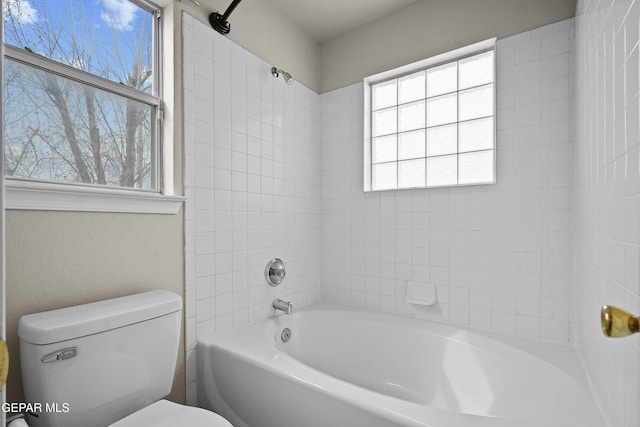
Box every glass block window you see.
[365,48,495,191]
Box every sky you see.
[3,0,154,90]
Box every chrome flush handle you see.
[41,347,78,363]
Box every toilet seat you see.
[109,399,233,427]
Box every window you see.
[2,0,180,212]
[364,39,496,191]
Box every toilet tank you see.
[18,290,182,427]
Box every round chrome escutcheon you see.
[281,328,291,342]
[265,258,286,286]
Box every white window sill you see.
[5,180,185,214]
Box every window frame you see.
[363,38,497,192]
[3,0,184,213]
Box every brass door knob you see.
[0,340,8,389]
[601,305,640,338]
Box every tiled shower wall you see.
[320,20,574,342]
[183,13,322,403]
[573,1,640,426]
[178,5,640,422]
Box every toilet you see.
[18,290,232,427]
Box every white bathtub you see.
[197,304,604,427]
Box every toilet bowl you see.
[110,400,232,427]
[18,290,232,427]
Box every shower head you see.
[271,67,294,85]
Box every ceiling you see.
[264,0,419,43]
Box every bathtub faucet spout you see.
[273,298,293,315]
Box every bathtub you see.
[197,304,604,427]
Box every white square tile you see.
[491,311,515,334]
[470,308,492,329]
[515,38,541,64]
[540,319,569,343]
[541,30,571,58]
[515,315,540,339]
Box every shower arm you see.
[209,0,243,35]
[220,0,242,22]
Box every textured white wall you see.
[182,12,322,404]
[6,211,186,405]
[573,1,640,426]
[180,0,321,92]
[320,20,574,342]
[319,0,576,92]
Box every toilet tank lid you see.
[18,290,182,345]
